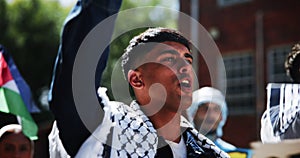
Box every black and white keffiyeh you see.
[75,87,229,158]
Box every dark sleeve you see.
[48,0,122,156]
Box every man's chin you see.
[180,98,192,110]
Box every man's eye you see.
[4,144,15,152]
[186,59,193,64]
[162,57,175,63]
[20,145,30,152]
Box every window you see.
[217,0,251,7]
[223,53,255,115]
[267,45,292,83]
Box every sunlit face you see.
[193,103,222,134]
[134,41,194,112]
[0,132,32,158]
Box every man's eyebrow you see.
[159,49,178,55]
[159,50,193,60]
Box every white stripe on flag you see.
[2,80,20,94]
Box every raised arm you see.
[48,0,122,156]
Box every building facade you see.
[180,0,300,147]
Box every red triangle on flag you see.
[0,52,13,87]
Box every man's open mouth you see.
[179,78,192,92]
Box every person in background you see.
[0,124,34,158]
[187,87,252,158]
[260,43,300,143]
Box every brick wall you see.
[180,0,300,147]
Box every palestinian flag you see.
[0,48,38,140]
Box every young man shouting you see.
[76,28,229,158]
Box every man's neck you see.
[136,96,183,143]
[148,110,182,143]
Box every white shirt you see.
[165,137,187,158]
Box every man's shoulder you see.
[181,125,230,158]
[105,100,137,116]
[100,97,156,133]
[215,138,236,151]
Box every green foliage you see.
[0,1,8,38]
[0,0,179,105]
[0,0,68,108]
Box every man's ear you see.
[128,70,144,89]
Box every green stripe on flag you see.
[0,87,38,140]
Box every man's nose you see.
[13,151,21,158]
[178,59,191,73]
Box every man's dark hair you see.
[285,43,300,83]
[121,27,192,80]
